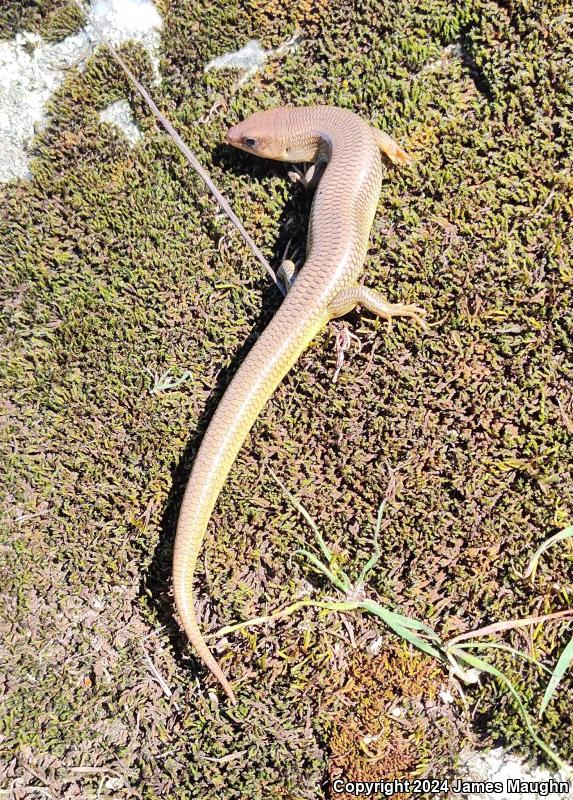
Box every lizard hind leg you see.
[329,285,427,330]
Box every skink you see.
[173,105,425,704]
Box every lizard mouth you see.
[225,126,241,146]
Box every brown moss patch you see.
[327,646,462,796]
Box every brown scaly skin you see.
[173,106,426,704]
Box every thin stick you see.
[72,0,283,294]
[141,647,172,698]
[103,41,285,295]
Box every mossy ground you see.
[1,0,572,797]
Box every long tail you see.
[172,535,238,703]
[173,299,325,703]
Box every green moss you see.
[1,0,572,795]
[0,0,84,39]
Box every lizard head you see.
[226,109,290,161]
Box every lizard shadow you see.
[212,141,315,266]
[141,145,315,672]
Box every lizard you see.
[173,105,426,705]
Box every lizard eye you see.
[242,136,258,148]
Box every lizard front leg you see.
[288,151,329,191]
[277,238,303,293]
[277,258,298,292]
[371,128,412,166]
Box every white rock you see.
[99,98,141,146]
[0,0,162,183]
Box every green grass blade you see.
[357,498,385,585]
[294,549,350,593]
[362,600,442,640]
[524,524,573,581]
[454,641,552,674]
[381,617,445,661]
[268,467,335,564]
[452,648,567,769]
[539,634,573,717]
